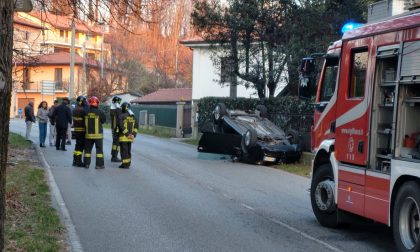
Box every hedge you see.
[197,96,314,133]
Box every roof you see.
[28,11,103,35]
[180,35,206,44]
[14,14,44,29]
[343,11,420,41]
[15,52,98,66]
[131,88,192,103]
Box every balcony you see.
[42,36,110,52]
[15,80,69,93]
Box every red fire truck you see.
[306,9,420,252]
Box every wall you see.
[10,65,76,118]
[192,48,257,100]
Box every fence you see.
[101,103,192,132]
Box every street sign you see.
[41,80,55,96]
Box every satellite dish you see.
[15,0,33,12]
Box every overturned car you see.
[198,103,302,164]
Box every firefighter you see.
[118,102,138,169]
[84,96,107,169]
[110,96,122,162]
[72,96,87,167]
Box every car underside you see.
[198,103,302,164]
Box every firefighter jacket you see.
[118,113,138,142]
[72,106,87,135]
[110,107,122,133]
[84,107,106,139]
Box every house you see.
[181,37,260,138]
[131,88,192,105]
[10,11,126,117]
[131,88,192,137]
[180,36,257,100]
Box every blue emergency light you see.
[341,22,363,34]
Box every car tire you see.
[286,129,301,145]
[214,103,228,124]
[256,105,268,118]
[241,128,257,153]
[393,181,420,252]
[310,163,340,228]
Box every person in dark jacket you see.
[24,101,35,141]
[110,96,122,162]
[118,102,138,169]
[53,98,72,151]
[72,96,87,167]
[84,96,106,169]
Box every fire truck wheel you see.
[310,163,339,228]
[393,181,420,252]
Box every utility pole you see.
[82,42,87,95]
[69,18,76,98]
[175,42,179,87]
[0,1,32,250]
[100,23,104,80]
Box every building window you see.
[55,68,63,86]
[54,47,70,53]
[320,58,339,102]
[22,67,30,88]
[349,49,368,98]
[60,30,64,37]
[221,57,234,83]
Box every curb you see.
[34,145,84,252]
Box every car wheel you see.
[286,129,301,145]
[310,163,340,228]
[241,129,257,154]
[256,105,268,118]
[213,103,228,124]
[393,181,420,252]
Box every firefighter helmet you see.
[89,96,100,108]
[121,102,130,113]
[112,96,122,104]
[76,96,86,106]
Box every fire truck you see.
[304,5,420,252]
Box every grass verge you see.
[181,138,200,146]
[274,163,311,177]
[8,132,32,149]
[6,133,65,252]
[138,127,175,138]
[274,152,313,177]
[104,124,175,138]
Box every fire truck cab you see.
[309,9,420,252]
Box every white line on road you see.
[239,204,344,252]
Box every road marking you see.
[241,203,255,211]
[239,204,344,252]
[35,143,84,252]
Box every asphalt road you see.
[10,119,396,252]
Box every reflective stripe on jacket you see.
[118,113,138,142]
[72,106,86,133]
[84,107,106,139]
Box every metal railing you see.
[16,80,69,92]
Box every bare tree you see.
[0,0,14,250]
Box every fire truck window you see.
[349,50,368,98]
[320,59,338,102]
